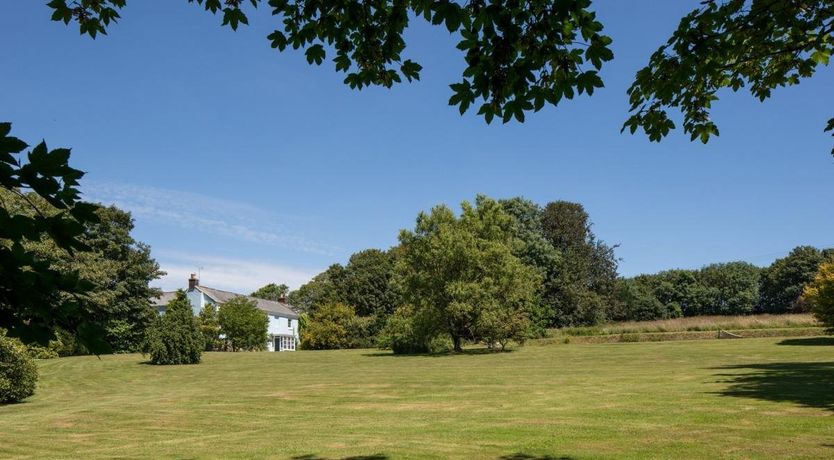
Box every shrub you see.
[145,291,204,365]
[52,328,85,357]
[217,297,268,351]
[427,334,454,354]
[377,306,431,354]
[804,262,834,333]
[477,304,532,351]
[0,330,38,404]
[300,303,357,350]
[26,345,59,360]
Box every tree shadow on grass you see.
[777,337,834,346]
[291,455,388,460]
[498,454,575,460]
[712,362,834,411]
[363,348,515,358]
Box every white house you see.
[153,274,299,352]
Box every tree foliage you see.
[300,303,358,350]
[803,262,834,333]
[46,1,832,152]
[0,329,38,404]
[251,283,289,302]
[48,0,613,125]
[289,249,400,337]
[2,189,164,353]
[612,278,669,322]
[539,201,618,327]
[341,249,400,317]
[759,246,834,313]
[0,123,106,352]
[288,264,347,313]
[622,262,761,320]
[145,291,204,365]
[623,0,834,152]
[699,262,761,315]
[217,297,268,351]
[198,303,222,351]
[395,195,540,351]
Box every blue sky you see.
[3,1,833,293]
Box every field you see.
[543,313,825,344]
[1,337,833,459]
[552,313,819,336]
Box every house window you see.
[277,336,295,351]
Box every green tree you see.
[623,1,834,153]
[75,205,163,352]
[699,262,761,315]
[2,190,164,353]
[395,195,541,352]
[198,303,222,351]
[803,262,834,333]
[218,297,268,351]
[37,1,834,153]
[341,249,400,318]
[300,303,358,350]
[50,2,833,153]
[251,283,289,302]
[498,197,560,329]
[48,0,613,125]
[540,201,619,327]
[759,246,834,313]
[612,278,669,322]
[288,264,347,313]
[145,291,204,365]
[0,124,105,352]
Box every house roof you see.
[151,291,178,307]
[193,285,299,319]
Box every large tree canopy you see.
[48,0,612,125]
[395,195,541,351]
[623,0,834,151]
[0,124,104,351]
[46,1,833,152]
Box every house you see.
[153,274,299,352]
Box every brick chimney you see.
[188,273,199,290]
[278,294,288,304]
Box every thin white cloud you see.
[84,182,339,255]
[153,250,320,293]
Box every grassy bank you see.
[550,313,818,337]
[1,337,833,459]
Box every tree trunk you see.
[452,335,462,352]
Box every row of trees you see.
[286,196,834,354]
[616,246,834,322]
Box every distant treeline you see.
[279,194,832,351]
[615,245,833,322]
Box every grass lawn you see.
[1,337,833,459]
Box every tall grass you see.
[550,313,818,337]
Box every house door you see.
[274,337,281,351]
